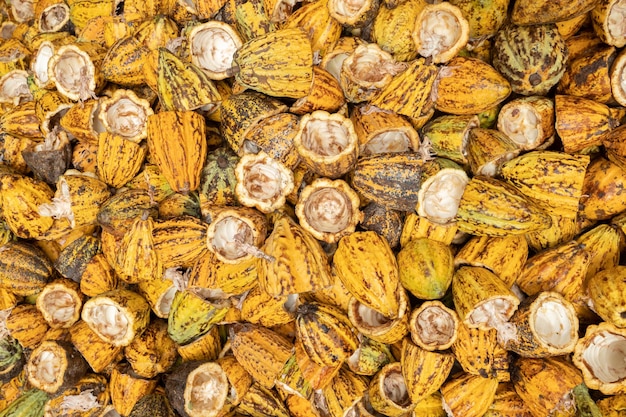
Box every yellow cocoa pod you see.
[441,372,498,417]
[110,363,158,416]
[398,238,454,300]
[233,28,313,98]
[434,57,511,115]
[258,215,332,296]
[401,339,454,404]
[296,302,359,367]
[230,323,293,389]
[334,231,400,319]
[0,174,54,239]
[512,357,582,417]
[147,111,207,193]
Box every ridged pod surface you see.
[492,24,568,96]
[334,231,400,318]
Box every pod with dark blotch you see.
[26,340,88,394]
[350,153,425,212]
[558,43,616,103]
[359,202,404,250]
[0,174,54,239]
[555,94,617,154]
[128,389,176,417]
[492,23,568,96]
[578,157,626,223]
[512,357,583,417]
[0,240,53,297]
[54,235,101,283]
[511,0,598,25]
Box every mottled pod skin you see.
[511,0,599,25]
[492,23,568,96]
[434,57,511,115]
[588,266,626,328]
[512,357,582,417]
